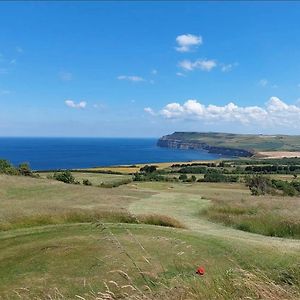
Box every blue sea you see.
[0,138,225,170]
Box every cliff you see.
[157,133,254,157]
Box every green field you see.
[0,171,300,299]
[160,131,300,152]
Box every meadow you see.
[0,167,300,299]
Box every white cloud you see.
[117,75,145,82]
[175,34,202,52]
[179,59,217,72]
[145,97,300,128]
[144,107,156,116]
[259,79,268,87]
[176,72,186,77]
[59,71,73,81]
[220,63,238,72]
[65,100,87,109]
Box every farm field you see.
[37,171,132,186]
[82,160,219,174]
[0,171,300,299]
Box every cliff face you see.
[157,135,253,157]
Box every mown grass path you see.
[129,183,300,252]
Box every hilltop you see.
[157,132,300,157]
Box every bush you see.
[99,178,132,188]
[54,171,76,184]
[178,166,207,174]
[203,173,238,183]
[245,175,273,195]
[140,165,157,173]
[179,174,188,181]
[18,162,32,176]
[82,179,92,186]
[0,159,19,175]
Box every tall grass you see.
[10,269,300,299]
[0,210,185,231]
[201,199,300,238]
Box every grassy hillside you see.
[160,132,300,152]
[0,172,300,299]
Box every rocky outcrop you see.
[157,135,253,157]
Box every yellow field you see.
[83,159,221,174]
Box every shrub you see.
[202,173,238,183]
[99,178,132,188]
[140,165,157,173]
[82,179,92,186]
[18,162,32,176]
[179,174,188,181]
[0,159,19,175]
[53,171,75,184]
[245,175,273,195]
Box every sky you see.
[1,1,300,137]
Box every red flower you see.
[196,266,205,276]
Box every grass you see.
[200,193,300,238]
[0,174,300,298]
[81,160,219,175]
[0,223,299,299]
[37,171,132,185]
[0,209,185,231]
[162,131,300,152]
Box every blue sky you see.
[1,1,300,137]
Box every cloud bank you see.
[65,100,87,109]
[145,97,300,128]
[175,34,202,52]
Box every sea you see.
[0,138,225,170]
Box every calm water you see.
[0,138,224,170]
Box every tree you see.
[140,165,157,173]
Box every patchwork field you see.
[0,172,299,299]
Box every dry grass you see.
[82,160,220,174]
[11,267,300,300]
[1,175,300,299]
[0,209,185,231]
[201,195,300,238]
[0,174,152,224]
[37,172,132,185]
